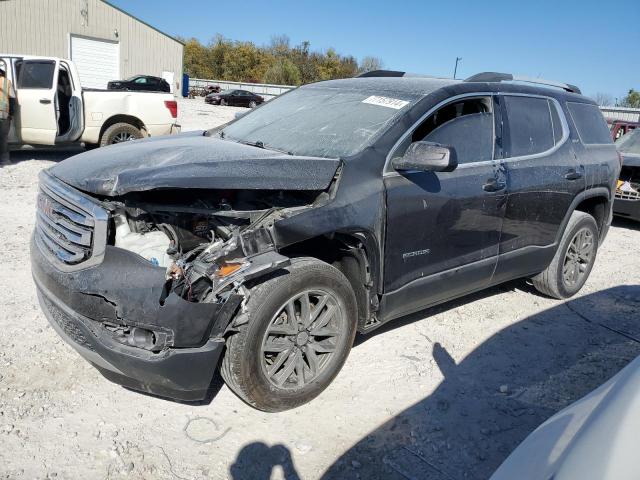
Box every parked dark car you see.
[107,75,170,93]
[613,128,640,221]
[205,89,264,107]
[608,119,639,140]
[32,70,618,412]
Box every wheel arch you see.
[278,231,381,330]
[99,114,147,142]
[558,188,612,245]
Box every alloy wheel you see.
[562,227,595,288]
[112,132,134,143]
[260,289,344,389]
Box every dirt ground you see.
[1,98,639,480]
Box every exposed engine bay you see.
[105,188,324,305]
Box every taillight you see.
[164,100,178,119]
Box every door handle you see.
[39,98,52,104]
[564,169,583,181]
[482,178,505,192]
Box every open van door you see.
[15,59,59,145]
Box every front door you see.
[382,95,507,319]
[15,59,59,145]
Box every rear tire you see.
[221,257,358,412]
[99,123,144,147]
[531,211,599,299]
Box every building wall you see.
[0,0,183,89]
[600,106,640,123]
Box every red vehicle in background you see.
[608,119,639,140]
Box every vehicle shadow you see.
[322,285,640,480]
[612,216,640,231]
[354,279,526,347]
[229,442,301,480]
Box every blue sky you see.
[111,0,639,100]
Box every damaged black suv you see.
[32,71,619,411]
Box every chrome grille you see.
[35,171,108,271]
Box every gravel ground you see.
[1,98,639,479]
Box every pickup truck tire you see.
[532,211,599,299]
[100,123,144,147]
[220,257,358,412]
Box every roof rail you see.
[357,70,406,78]
[464,72,581,94]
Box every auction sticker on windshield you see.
[362,95,410,110]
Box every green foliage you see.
[263,58,301,86]
[621,89,640,108]
[182,35,371,85]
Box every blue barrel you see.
[182,74,189,98]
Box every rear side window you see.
[16,60,55,89]
[567,102,612,145]
[504,96,554,157]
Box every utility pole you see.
[453,57,462,79]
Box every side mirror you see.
[392,141,458,173]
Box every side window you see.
[393,97,495,165]
[16,60,55,89]
[134,77,148,84]
[567,102,613,145]
[504,96,554,157]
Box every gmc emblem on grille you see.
[38,194,54,217]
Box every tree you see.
[181,33,374,85]
[621,89,640,108]
[269,34,290,57]
[358,56,384,74]
[593,92,613,107]
[181,38,214,78]
[263,58,301,85]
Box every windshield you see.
[616,128,640,155]
[218,86,420,158]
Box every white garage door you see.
[70,36,119,89]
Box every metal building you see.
[0,0,183,91]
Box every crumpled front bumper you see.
[31,235,239,401]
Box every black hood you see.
[49,132,341,196]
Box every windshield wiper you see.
[238,139,293,155]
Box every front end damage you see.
[32,170,335,400]
[614,159,640,222]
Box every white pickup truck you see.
[1,54,180,148]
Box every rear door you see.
[493,94,583,282]
[15,59,59,145]
[235,90,248,106]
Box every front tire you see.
[220,99,227,106]
[221,257,358,412]
[532,211,599,299]
[99,123,144,147]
